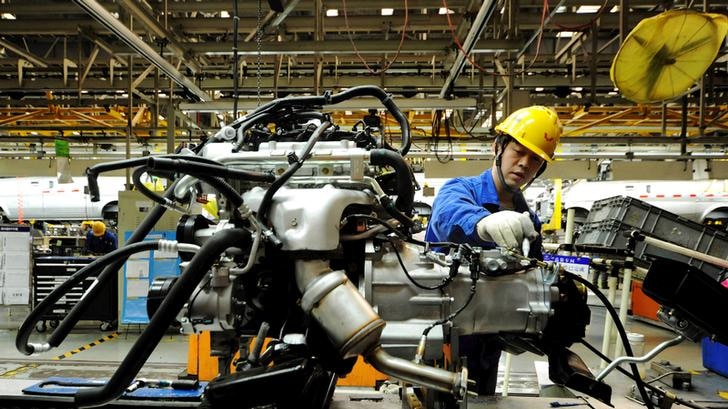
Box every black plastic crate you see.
[576,196,728,280]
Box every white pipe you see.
[642,235,728,270]
[564,208,576,245]
[600,275,619,369]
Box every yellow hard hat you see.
[92,221,106,237]
[202,197,219,220]
[495,106,562,162]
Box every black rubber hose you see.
[133,166,167,207]
[257,121,332,224]
[235,86,411,155]
[146,157,274,183]
[145,160,246,209]
[86,155,225,202]
[74,228,252,407]
[564,271,655,409]
[328,86,411,156]
[86,157,148,201]
[232,112,273,150]
[370,149,415,215]
[16,241,159,355]
[45,183,179,348]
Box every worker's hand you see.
[476,210,538,250]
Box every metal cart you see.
[32,256,118,332]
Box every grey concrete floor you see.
[0,308,726,409]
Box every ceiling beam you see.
[117,0,202,73]
[72,0,210,102]
[439,0,498,98]
[0,38,49,68]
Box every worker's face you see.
[495,140,544,188]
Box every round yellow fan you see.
[611,9,728,104]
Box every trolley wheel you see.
[49,320,60,329]
[36,321,47,333]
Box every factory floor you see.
[0,307,726,409]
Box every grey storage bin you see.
[575,196,728,280]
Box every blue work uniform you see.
[425,168,543,258]
[85,230,118,255]
[424,168,543,395]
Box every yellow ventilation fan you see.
[610,9,728,104]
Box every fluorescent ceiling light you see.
[573,87,583,92]
[576,5,601,13]
[381,8,394,16]
[326,9,338,17]
[1,13,16,19]
[610,5,620,12]
[555,6,567,13]
[556,31,576,38]
[438,8,454,14]
[535,87,544,92]
[220,11,230,18]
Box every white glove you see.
[476,210,538,249]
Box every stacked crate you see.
[575,195,728,281]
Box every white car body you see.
[562,179,728,224]
[0,176,126,221]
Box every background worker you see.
[424,105,562,394]
[84,220,118,255]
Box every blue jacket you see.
[85,230,118,254]
[424,168,543,259]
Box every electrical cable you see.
[441,0,548,75]
[341,0,409,74]
[432,110,453,163]
[389,238,454,291]
[422,278,477,336]
[563,271,656,409]
[579,340,709,409]
[546,0,610,31]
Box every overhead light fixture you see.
[573,87,583,92]
[610,6,620,12]
[381,8,394,16]
[326,9,338,17]
[556,31,576,38]
[438,8,454,15]
[576,5,601,13]
[535,87,544,92]
[220,11,230,18]
[555,6,567,13]
[1,13,16,19]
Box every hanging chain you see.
[256,0,263,106]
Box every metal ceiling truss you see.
[0,0,726,156]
